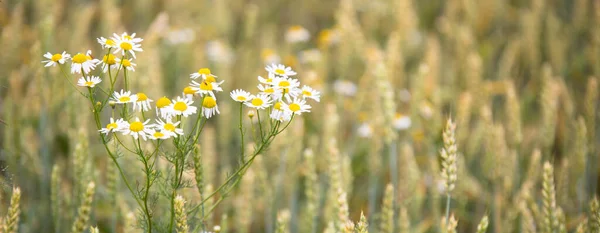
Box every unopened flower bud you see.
[109,101,116,108]
[247,110,256,118]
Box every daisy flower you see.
[97,37,117,49]
[393,113,411,130]
[121,117,154,140]
[190,68,215,80]
[98,118,127,135]
[357,123,373,138]
[266,64,297,77]
[257,84,283,100]
[270,101,292,122]
[77,76,102,88]
[112,32,143,59]
[168,96,197,117]
[300,85,321,102]
[71,50,99,74]
[155,118,184,138]
[119,58,137,72]
[190,79,224,97]
[258,73,277,85]
[230,89,252,102]
[285,25,310,43]
[201,96,220,119]
[333,80,357,97]
[282,98,311,115]
[112,90,137,104]
[203,74,218,83]
[156,96,173,119]
[244,94,272,109]
[261,48,281,65]
[132,92,153,112]
[100,54,119,73]
[42,51,70,67]
[148,129,171,140]
[273,77,301,99]
[183,86,197,100]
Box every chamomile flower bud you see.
[121,117,154,140]
[112,32,143,59]
[282,98,311,115]
[245,94,272,109]
[300,85,320,102]
[112,90,137,104]
[108,101,117,108]
[132,92,153,112]
[77,76,102,88]
[99,118,127,135]
[190,68,214,80]
[168,96,198,117]
[71,50,99,74]
[247,110,256,118]
[230,89,252,102]
[261,48,281,64]
[97,37,117,49]
[42,51,71,67]
[285,25,310,43]
[202,96,220,118]
[266,64,297,77]
[155,118,184,138]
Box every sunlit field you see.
[1,0,599,232]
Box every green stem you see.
[136,138,153,232]
[445,193,451,225]
[58,65,86,96]
[239,103,245,163]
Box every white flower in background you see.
[98,118,127,135]
[266,64,297,77]
[155,118,184,138]
[112,32,143,59]
[300,85,321,102]
[261,48,281,65]
[201,96,220,118]
[190,68,215,80]
[165,28,195,45]
[97,37,117,49]
[132,92,153,112]
[230,89,252,102]
[42,51,70,67]
[299,49,322,64]
[71,50,99,74]
[285,25,310,43]
[206,40,234,64]
[282,98,311,115]
[245,94,272,110]
[77,76,102,88]
[168,96,197,117]
[392,113,411,130]
[333,80,357,97]
[419,101,434,119]
[121,117,154,140]
[112,90,137,104]
[357,123,373,138]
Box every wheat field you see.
[0,0,599,232]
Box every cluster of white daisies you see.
[229,64,320,122]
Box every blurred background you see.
[1,0,599,232]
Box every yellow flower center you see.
[251,98,263,107]
[203,96,217,108]
[122,59,131,67]
[289,103,301,112]
[51,54,62,62]
[137,93,148,101]
[85,81,95,86]
[200,81,213,91]
[103,54,117,65]
[289,25,304,32]
[205,75,217,83]
[124,35,132,40]
[119,96,131,102]
[198,68,211,75]
[278,81,290,87]
[164,123,176,132]
[120,42,133,50]
[261,49,275,59]
[183,86,196,95]
[129,122,144,132]
[153,132,165,138]
[173,102,188,112]
[274,102,283,110]
[156,97,170,108]
[302,90,312,96]
[264,88,274,94]
[72,53,88,64]
[106,122,118,129]
[106,39,116,46]
[275,69,286,75]
[236,96,247,101]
